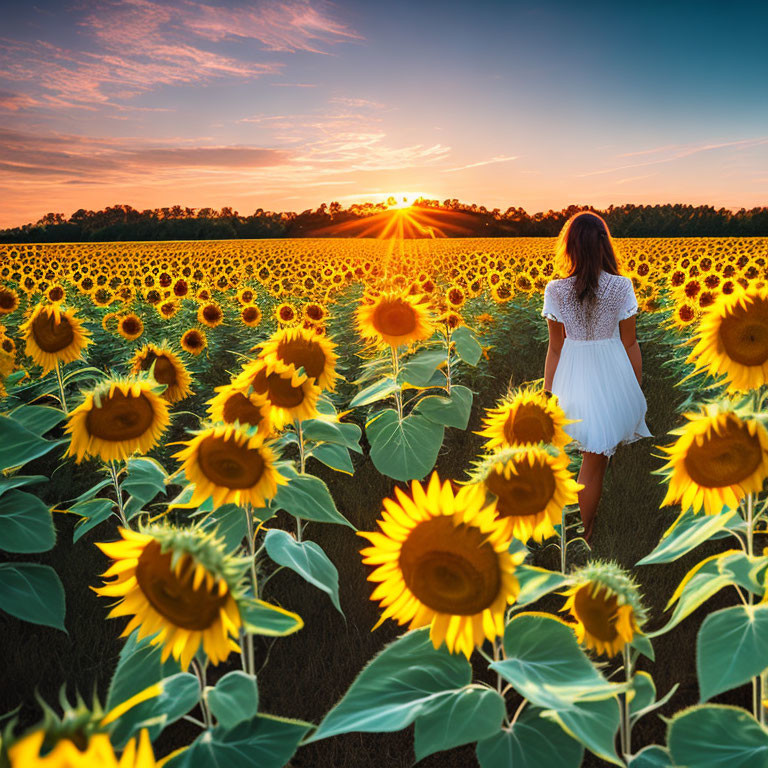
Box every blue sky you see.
[0,0,765,226]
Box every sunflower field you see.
[1,236,768,768]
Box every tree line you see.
[1,200,767,242]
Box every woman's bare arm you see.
[544,318,565,391]
[619,315,642,386]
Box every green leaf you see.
[413,385,473,429]
[0,475,47,499]
[308,628,471,743]
[207,671,259,730]
[492,613,623,709]
[0,414,61,471]
[273,466,354,528]
[697,604,768,701]
[10,405,66,435]
[397,349,446,387]
[541,696,622,766]
[636,507,739,565]
[452,326,483,366]
[629,632,655,662]
[264,529,342,615]
[366,409,444,482]
[122,457,168,505]
[72,498,116,543]
[0,489,56,553]
[200,504,248,552]
[106,631,181,716]
[414,686,505,761]
[629,671,655,719]
[476,707,583,768]
[512,565,569,607]
[628,745,673,768]
[300,418,363,454]
[719,552,768,595]
[109,672,200,748]
[349,377,399,408]
[309,442,354,474]
[0,563,66,631]
[241,598,303,637]
[165,714,311,768]
[668,704,768,768]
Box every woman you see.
[542,211,652,543]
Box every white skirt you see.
[552,336,652,457]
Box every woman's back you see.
[542,270,637,341]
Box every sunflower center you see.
[142,353,178,386]
[222,392,264,427]
[486,459,556,518]
[372,298,417,337]
[0,291,15,309]
[504,403,555,445]
[573,585,620,642]
[266,373,304,408]
[718,297,768,366]
[136,540,227,630]
[277,338,326,378]
[683,418,763,488]
[399,516,501,615]
[86,390,156,441]
[32,311,75,353]
[121,317,141,335]
[197,434,265,488]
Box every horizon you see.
[1,0,766,229]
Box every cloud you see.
[615,173,656,185]
[442,155,518,173]
[578,137,768,177]
[0,0,362,110]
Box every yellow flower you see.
[173,423,288,509]
[117,313,144,341]
[20,303,90,375]
[467,445,583,542]
[180,328,207,356]
[8,728,157,767]
[65,378,170,464]
[94,526,244,670]
[197,302,224,328]
[476,387,575,451]
[658,400,768,515]
[686,284,768,392]
[130,343,193,404]
[358,471,525,658]
[0,287,20,314]
[206,382,273,437]
[560,561,647,657]
[255,325,339,391]
[356,290,435,349]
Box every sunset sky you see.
[1,0,766,228]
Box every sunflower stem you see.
[560,506,567,574]
[620,643,633,763]
[295,418,306,474]
[244,503,258,678]
[508,698,527,728]
[55,358,68,414]
[445,328,452,396]
[109,462,129,529]
[390,345,403,420]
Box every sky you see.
[0,0,766,228]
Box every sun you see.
[386,194,416,210]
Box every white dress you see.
[541,271,652,457]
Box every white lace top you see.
[542,271,638,341]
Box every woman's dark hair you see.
[554,211,620,302]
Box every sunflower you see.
[233,356,321,430]
[65,378,170,464]
[240,304,262,327]
[686,285,768,392]
[45,284,66,304]
[157,300,179,320]
[560,560,647,657]
[20,303,91,375]
[358,471,525,658]
[206,383,273,436]
[476,387,575,452]
[255,326,339,391]
[274,302,298,325]
[0,287,19,315]
[657,399,768,515]
[130,343,193,404]
[302,301,327,324]
[466,445,583,542]
[198,302,224,328]
[174,423,288,509]
[356,289,435,349]
[117,313,144,341]
[180,328,207,356]
[94,525,246,670]
[92,287,115,307]
[236,287,256,305]
[446,285,466,309]
[7,729,157,767]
